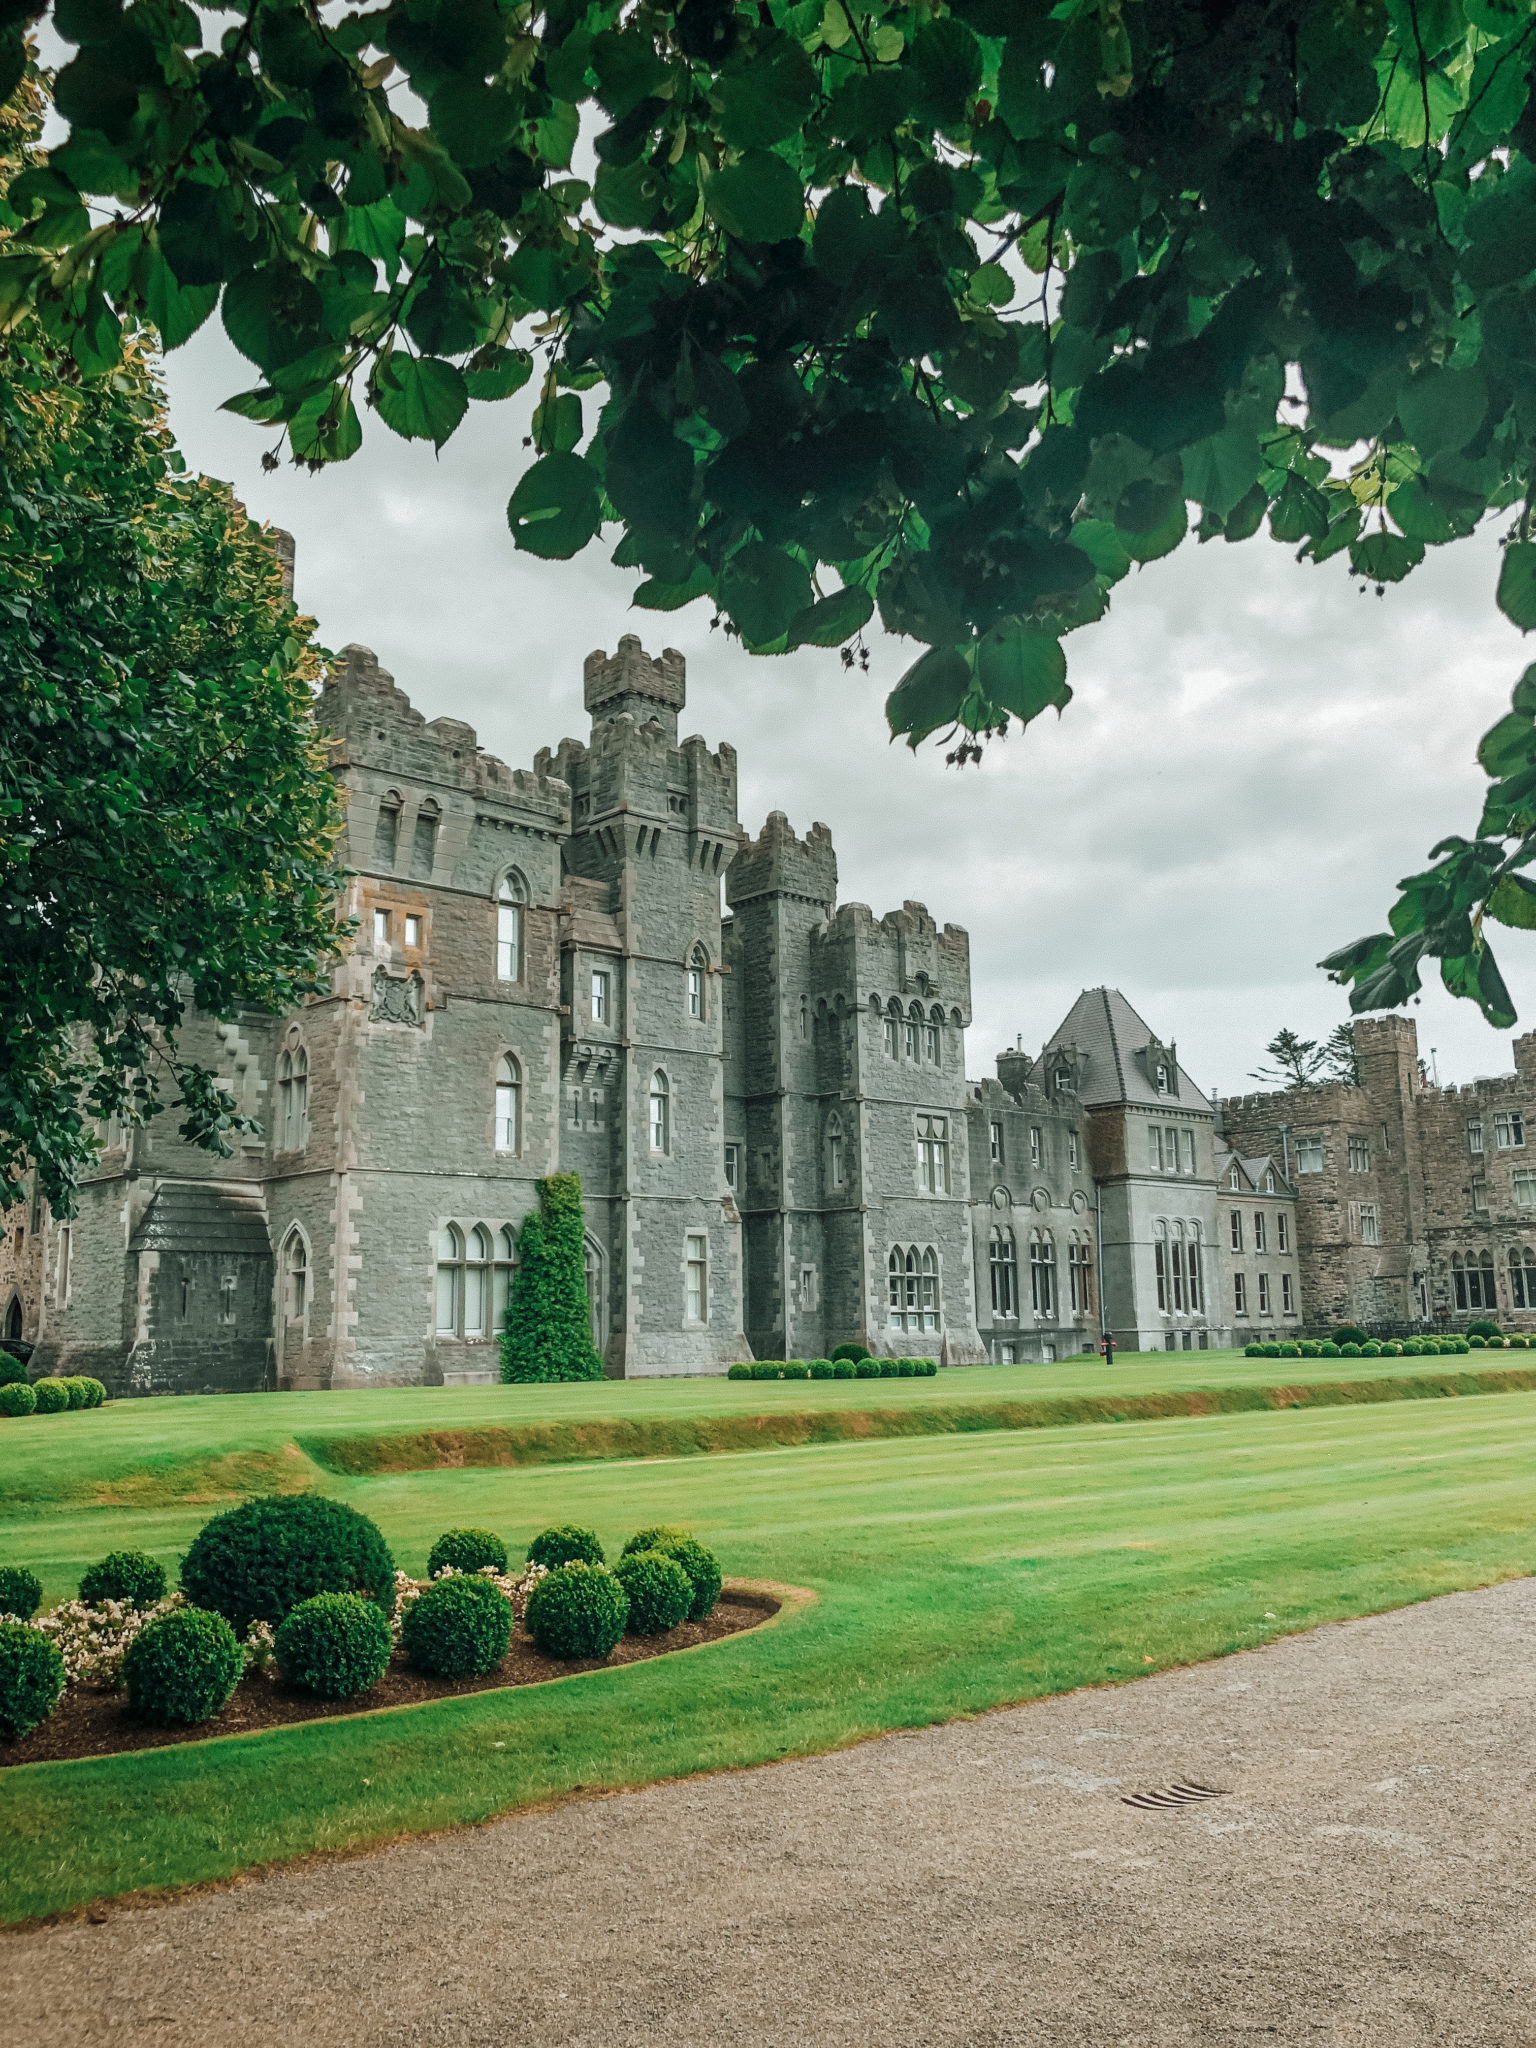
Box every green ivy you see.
[500,1173,606,1382]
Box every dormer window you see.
[1054,1068,1073,1093]
[1229,1166,1240,1190]
[1155,1064,1169,1095]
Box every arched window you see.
[827,1112,845,1191]
[4,1294,21,1344]
[1154,1221,1169,1313]
[496,873,525,982]
[1229,1165,1240,1190]
[925,1009,941,1064]
[493,1225,518,1332]
[495,1055,520,1152]
[904,1004,921,1062]
[282,1231,308,1324]
[1264,1170,1275,1192]
[688,944,707,1020]
[584,1234,604,1346]
[1510,1247,1536,1310]
[649,1069,670,1153]
[1187,1222,1202,1313]
[1171,1221,1187,1313]
[1068,1234,1093,1314]
[989,1226,1017,1317]
[888,1246,916,1329]
[276,1049,292,1148]
[464,1225,491,1339]
[373,789,402,868]
[884,1002,900,1059]
[435,1223,464,1335]
[1452,1250,1496,1311]
[919,1247,939,1330]
[1029,1231,1055,1317]
[278,1045,309,1149]
[410,798,440,880]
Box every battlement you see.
[321,646,545,811]
[726,812,837,908]
[322,644,423,728]
[584,636,686,742]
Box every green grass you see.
[4,1380,1536,1923]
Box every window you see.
[1453,1250,1496,1311]
[591,969,609,1023]
[1495,1111,1526,1150]
[685,1233,708,1323]
[828,1115,845,1190]
[373,792,402,868]
[1254,1212,1267,1254]
[1069,1133,1079,1169]
[373,908,390,946]
[494,1056,520,1152]
[1029,1125,1042,1168]
[276,1047,308,1151]
[884,1011,899,1058]
[1278,1212,1290,1253]
[1296,1137,1324,1173]
[888,1246,940,1332]
[1150,1127,1165,1173]
[904,1016,919,1061]
[924,1022,940,1063]
[1258,1273,1271,1315]
[219,1273,236,1325]
[1282,1272,1294,1314]
[435,1224,464,1334]
[1473,1177,1490,1213]
[1263,1171,1274,1193]
[1348,1136,1371,1173]
[724,1142,740,1191]
[1180,1130,1195,1175]
[799,996,809,1039]
[1469,1120,1485,1155]
[1511,1247,1536,1309]
[998,1343,1016,1364]
[282,1232,307,1323]
[917,1114,950,1194]
[56,1224,71,1307]
[1229,1165,1241,1190]
[496,875,524,982]
[989,1227,1017,1317]
[1187,1228,1202,1312]
[1029,1231,1055,1317]
[1233,1272,1248,1315]
[1155,1224,1169,1311]
[1360,1203,1380,1246]
[1068,1235,1092,1313]
[1515,1169,1536,1210]
[989,1120,1004,1165]
[1155,1063,1169,1094]
[493,1226,517,1333]
[462,1226,490,1339]
[650,1070,670,1153]
[1171,1229,1186,1312]
[1054,1067,1074,1094]
[689,948,707,1020]
[1230,1209,1243,1252]
[919,1247,939,1328]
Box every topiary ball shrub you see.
[613,1549,692,1636]
[524,1560,628,1659]
[832,1359,855,1378]
[32,1379,69,1414]
[61,1377,92,1409]
[921,1359,939,1375]
[854,1358,880,1378]
[0,1621,65,1740]
[527,1523,604,1569]
[1318,1341,1341,1357]
[879,1357,901,1377]
[750,1361,783,1380]
[180,1494,396,1635]
[79,1550,167,1610]
[1468,1318,1502,1340]
[1298,1341,1321,1358]
[80,1377,107,1407]
[727,1362,752,1380]
[276,1592,393,1699]
[808,1359,832,1379]
[622,1525,689,1557]
[1511,1334,1530,1349]
[782,1361,810,1380]
[1469,1334,1487,1348]
[1278,1342,1301,1358]
[622,1530,723,1622]
[427,1526,508,1578]
[1339,1342,1362,1357]
[1361,1341,1381,1357]
[895,1358,915,1376]
[0,1382,36,1417]
[124,1607,243,1726]
[0,1352,27,1387]
[402,1574,512,1677]
[831,1342,869,1364]
[0,1565,42,1620]
[1244,1344,1262,1356]
[1332,1326,1369,1347]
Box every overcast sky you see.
[160,324,1536,1101]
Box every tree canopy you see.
[12,0,1536,1024]
[1249,1023,1360,1089]
[0,75,347,1215]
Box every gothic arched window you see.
[1029,1231,1055,1317]
[435,1224,464,1334]
[495,1055,521,1153]
[282,1231,308,1324]
[493,1225,518,1332]
[688,944,707,1020]
[649,1070,670,1153]
[465,1225,491,1339]
[496,873,526,982]
[989,1226,1017,1317]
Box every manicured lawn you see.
[4,1385,1536,1922]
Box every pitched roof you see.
[1214,1147,1296,1197]
[128,1182,273,1258]
[1041,988,1213,1113]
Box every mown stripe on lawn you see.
[298,1366,1536,1476]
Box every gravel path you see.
[6,1579,1536,2046]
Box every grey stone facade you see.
[19,637,1106,1392]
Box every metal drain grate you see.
[1121,1781,1226,1811]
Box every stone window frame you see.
[275,1040,309,1153]
[1067,1232,1093,1314]
[1028,1229,1055,1318]
[435,1220,518,1341]
[887,1244,940,1332]
[1509,1246,1536,1309]
[373,789,404,870]
[496,869,528,984]
[988,1225,1018,1319]
[1233,1270,1248,1317]
[924,1007,942,1065]
[279,1224,310,1331]
[1281,1271,1295,1315]
[1452,1249,1496,1311]
[1495,1110,1526,1151]
[494,1053,522,1155]
[649,1068,671,1155]
[1258,1271,1271,1316]
[1347,1134,1372,1173]
[916,1112,951,1195]
[687,943,709,1022]
[1295,1135,1324,1173]
[723,1141,740,1191]
[904,1003,922,1062]
[683,1230,709,1326]
[1229,1207,1243,1253]
[410,797,441,880]
[989,1119,1004,1165]
[826,1111,845,1192]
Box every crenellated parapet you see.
[583,635,687,743]
[725,811,837,910]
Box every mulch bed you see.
[2,1590,776,1769]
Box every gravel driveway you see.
[5,1578,1536,2046]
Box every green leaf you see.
[1398,368,1488,459]
[1349,531,1425,583]
[1268,471,1330,544]
[465,347,533,401]
[533,389,583,454]
[506,452,604,558]
[720,542,813,647]
[289,385,363,463]
[372,354,468,446]
[1180,428,1263,520]
[1487,873,1536,929]
[718,35,819,150]
[142,249,216,351]
[974,619,1069,727]
[968,263,1013,308]
[1498,542,1536,630]
[634,563,713,610]
[429,78,521,165]
[1121,497,1188,563]
[786,583,875,648]
[886,645,974,746]
[703,151,805,243]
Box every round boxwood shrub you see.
[623,1524,689,1557]
[276,1592,393,1699]
[1511,1333,1530,1349]
[895,1358,915,1376]
[831,1342,869,1364]
[920,1359,939,1376]
[1278,1342,1301,1358]
[1298,1341,1321,1358]
[0,1565,42,1620]
[402,1573,512,1677]
[79,1377,107,1407]
[782,1361,810,1379]
[808,1359,833,1379]
[524,1560,628,1658]
[1318,1341,1341,1357]
[1332,1325,1369,1347]
[727,1362,752,1380]
[0,1621,64,1740]
[427,1526,508,1578]
[1468,1318,1502,1340]
[1361,1341,1381,1357]
[621,1530,722,1622]
[832,1359,855,1378]
[61,1377,92,1409]
[180,1494,395,1635]
[854,1359,880,1378]
[613,1548,692,1636]
[877,1357,899,1377]
[1244,1343,1262,1357]
[123,1607,243,1726]
[0,1382,37,1417]
[750,1361,783,1380]
[32,1378,69,1414]
[79,1550,167,1610]
[1339,1342,1362,1357]
[526,1523,604,1569]
[0,1352,27,1387]
[1469,1334,1487,1348]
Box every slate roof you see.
[128,1182,273,1258]
[1041,988,1213,1114]
[1214,1147,1296,1198]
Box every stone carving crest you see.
[371,967,425,1026]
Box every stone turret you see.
[584,636,687,744]
[725,813,838,911]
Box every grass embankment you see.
[4,1386,1536,1922]
[3,1348,1528,1521]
